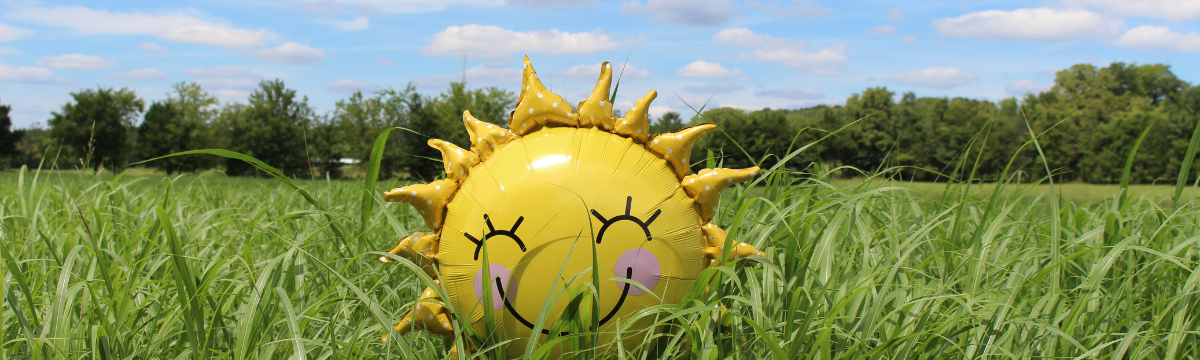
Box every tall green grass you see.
[2,133,1199,359]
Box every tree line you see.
[1,61,1197,184]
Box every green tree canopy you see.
[47,87,144,172]
[215,79,315,177]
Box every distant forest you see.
[1,61,1197,184]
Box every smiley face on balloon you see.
[379,56,764,358]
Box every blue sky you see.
[1,0,1198,128]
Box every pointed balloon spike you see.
[383,179,459,230]
[700,223,764,265]
[381,232,440,278]
[614,90,657,143]
[576,62,615,130]
[391,286,455,339]
[428,139,480,182]
[649,123,716,179]
[463,111,516,158]
[509,58,575,135]
[681,167,760,221]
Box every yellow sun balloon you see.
[380,56,764,358]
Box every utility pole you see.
[461,53,467,86]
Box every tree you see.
[0,104,18,161]
[47,87,144,172]
[137,83,219,174]
[431,82,517,148]
[649,111,685,135]
[334,85,421,178]
[216,79,314,177]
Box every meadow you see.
[1,157,1198,359]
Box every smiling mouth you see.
[495,267,634,336]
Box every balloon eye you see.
[464,214,526,260]
[590,196,661,244]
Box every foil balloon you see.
[380,56,764,358]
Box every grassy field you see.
[1,164,1198,359]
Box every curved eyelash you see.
[590,196,661,244]
[464,214,526,260]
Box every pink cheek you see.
[614,248,660,296]
[473,264,515,311]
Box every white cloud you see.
[889,7,904,22]
[743,46,847,74]
[138,42,169,52]
[866,25,895,36]
[648,106,674,119]
[108,68,169,82]
[245,42,325,64]
[1006,80,1053,95]
[622,0,740,26]
[902,35,917,43]
[157,26,267,49]
[1113,25,1200,52]
[505,0,595,9]
[713,27,808,48]
[683,83,745,93]
[755,87,823,100]
[37,54,118,70]
[551,63,650,81]
[746,0,831,18]
[890,67,977,88]
[6,6,269,49]
[0,47,21,56]
[414,65,522,87]
[185,65,262,91]
[376,57,394,67]
[326,79,376,94]
[325,16,369,31]
[0,23,32,42]
[713,28,846,74]
[0,63,56,83]
[675,61,744,79]
[296,0,504,14]
[932,8,1124,41]
[423,25,617,58]
[1062,0,1200,21]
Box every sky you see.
[0,0,1198,128]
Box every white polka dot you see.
[469,158,475,162]
[411,191,417,196]
[705,186,711,191]
[599,100,605,106]
[528,108,534,114]
[426,199,433,204]
[567,113,573,118]
[433,222,438,226]
[526,86,529,90]
[499,131,506,136]
[487,124,493,128]
[590,116,595,121]
[653,139,659,144]
[456,149,462,155]
[477,137,483,142]
[426,291,431,296]
[677,135,683,139]
[459,170,464,175]
[667,149,673,154]
[740,243,747,247]
[623,121,628,125]
[435,185,441,190]
[552,102,558,108]
[537,93,544,98]
[727,179,732,183]
[631,107,636,111]
[689,179,695,183]
[684,158,688,163]
[606,63,611,69]
[636,129,642,134]
[443,323,450,328]
[428,315,434,320]
[751,172,756,176]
